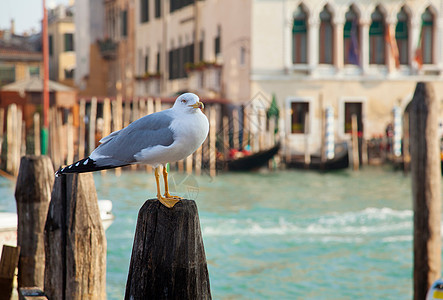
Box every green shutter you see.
[395,21,408,40]
[292,19,307,34]
[369,21,384,36]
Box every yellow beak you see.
[189,101,204,109]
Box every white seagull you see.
[55,93,209,208]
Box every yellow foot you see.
[164,192,183,200]
[157,195,181,208]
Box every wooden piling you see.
[15,156,54,289]
[410,82,441,300]
[0,108,4,165]
[351,114,359,170]
[125,200,211,299]
[66,113,74,165]
[232,109,239,150]
[209,106,216,177]
[78,99,86,160]
[44,173,106,300]
[303,112,310,167]
[0,245,20,300]
[33,113,41,156]
[88,97,97,155]
[403,112,410,174]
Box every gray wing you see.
[91,109,175,166]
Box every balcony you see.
[97,38,117,60]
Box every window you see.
[140,0,149,23]
[369,7,385,65]
[199,31,204,62]
[155,0,161,18]
[169,43,194,79]
[170,0,194,13]
[344,7,359,65]
[421,8,434,64]
[64,33,74,52]
[29,66,40,77]
[291,102,309,134]
[396,7,409,65]
[64,68,74,79]
[156,51,160,73]
[0,65,15,86]
[49,35,53,56]
[292,5,307,64]
[121,10,128,37]
[144,55,149,73]
[319,6,333,64]
[344,102,362,134]
[240,46,246,66]
[214,26,221,57]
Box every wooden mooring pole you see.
[125,199,211,299]
[15,156,54,289]
[410,82,441,300]
[44,173,106,300]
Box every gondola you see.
[225,143,281,171]
[286,142,349,170]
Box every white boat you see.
[0,200,115,252]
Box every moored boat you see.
[286,142,349,170]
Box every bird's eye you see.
[181,99,187,104]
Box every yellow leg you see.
[163,166,183,200]
[155,166,180,208]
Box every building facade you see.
[134,0,251,102]
[74,0,105,91]
[48,4,76,87]
[0,21,42,88]
[251,0,443,155]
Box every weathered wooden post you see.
[44,173,106,300]
[15,156,54,289]
[125,200,211,299]
[410,82,441,300]
[0,245,21,299]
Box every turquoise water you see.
[0,167,433,299]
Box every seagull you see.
[55,93,209,208]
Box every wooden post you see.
[0,245,20,300]
[33,113,41,156]
[78,99,86,160]
[232,109,239,150]
[0,108,4,166]
[88,97,97,155]
[125,200,211,299]
[403,112,410,174]
[351,114,359,170]
[410,82,441,300]
[56,110,64,165]
[194,145,202,176]
[15,156,54,289]
[303,112,310,167]
[101,98,112,175]
[209,106,216,177]
[222,116,229,160]
[66,113,74,165]
[44,173,106,300]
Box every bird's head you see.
[173,93,205,113]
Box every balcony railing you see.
[97,38,118,60]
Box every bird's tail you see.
[55,157,127,177]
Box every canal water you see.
[0,166,434,299]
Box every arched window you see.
[319,6,333,64]
[369,7,385,65]
[396,7,409,65]
[344,6,359,65]
[421,7,434,64]
[292,5,308,64]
